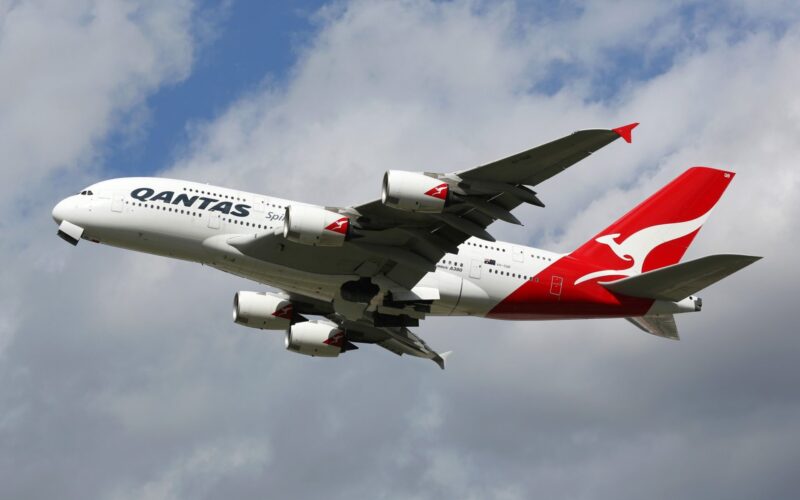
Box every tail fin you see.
[571,167,735,284]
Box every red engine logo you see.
[323,330,345,347]
[324,217,350,234]
[272,304,293,319]
[424,183,448,200]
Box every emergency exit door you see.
[470,259,482,279]
[550,275,563,296]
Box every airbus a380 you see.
[52,123,760,368]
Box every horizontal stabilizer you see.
[602,254,761,301]
[626,315,679,340]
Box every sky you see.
[1,1,800,499]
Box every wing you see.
[345,123,639,288]
[230,124,637,367]
[232,124,636,289]
[277,289,451,368]
[338,318,451,369]
[457,123,638,185]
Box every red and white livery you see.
[52,123,760,368]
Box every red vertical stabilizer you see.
[570,167,735,285]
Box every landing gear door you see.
[469,259,482,279]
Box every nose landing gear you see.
[57,220,84,246]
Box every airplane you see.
[51,123,760,369]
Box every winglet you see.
[612,122,639,143]
[433,351,453,370]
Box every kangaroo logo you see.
[324,217,350,234]
[272,304,293,319]
[323,330,346,347]
[425,183,449,200]
[574,210,712,285]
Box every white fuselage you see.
[52,177,565,318]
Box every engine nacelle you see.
[233,291,293,330]
[382,170,449,213]
[283,204,349,246]
[285,320,345,358]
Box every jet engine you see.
[283,204,349,246]
[382,170,449,213]
[285,320,346,357]
[233,291,293,330]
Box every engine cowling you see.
[285,320,345,358]
[283,204,349,246]
[233,291,293,330]
[382,170,449,213]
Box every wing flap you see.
[602,254,761,301]
[338,319,449,369]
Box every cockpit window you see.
[87,190,93,195]
[78,190,94,196]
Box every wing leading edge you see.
[456,123,638,186]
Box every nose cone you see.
[52,198,70,224]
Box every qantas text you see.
[131,188,251,217]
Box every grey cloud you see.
[3,1,800,499]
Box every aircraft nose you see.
[52,198,69,224]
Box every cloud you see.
[109,438,272,500]
[0,0,195,208]
[3,1,800,499]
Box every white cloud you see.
[0,0,195,206]
[159,2,800,497]
[3,1,800,499]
